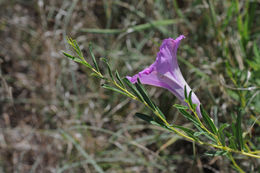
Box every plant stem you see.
[228,153,245,173]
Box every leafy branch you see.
[63,38,260,173]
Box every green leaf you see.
[217,123,229,146]
[101,84,129,97]
[63,52,92,69]
[90,73,105,79]
[115,70,125,88]
[253,42,260,60]
[200,105,218,135]
[135,112,154,123]
[67,37,83,58]
[135,113,166,129]
[135,79,156,111]
[195,125,217,143]
[65,38,93,69]
[89,43,100,73]
[170,124,198,141]
[63,52,81,62]
[236,111,244,150]
[226,90,240,101]
[101,58,114,81]
[123,78,144,102]
[184,85,188,99]
[228,136,238,150]
[188,90,193,107]
[204,150,228,157]
[173,104,188,110]
[154,106,166,120]
[178,109,200,127]
[194,131,208,137]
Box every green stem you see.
[94,65,260,159]
[69,47,260,159]
[228,153,245,173]
[187,101,221,145]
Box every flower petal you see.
[127,35,202,117]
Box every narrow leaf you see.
[236,111,244,150]
[135,113,166,129]
[115,70,125,88]
[101,84,129,97]
[123,78,144,102]
[178,109,200,126]
[229,136,238,150]
[217,123,229,146]
[204,150,228,157]
[200,105,218,135]
[101,58,114,81]
[63,52,82,63]
[188,90,193,107]
[154,107,166,121]
[173,104,188,110]
[135,79,156,110]
[184,85,188,99]
[89,43,100,73]
[194,131,208,137]
[170,124,198,141]
[195,125,217,143]
[135,113,154,123]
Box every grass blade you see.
[80,19,180,35]
[59,129,104,173]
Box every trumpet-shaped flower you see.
[126,35,202,117]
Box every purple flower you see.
[126,35,201,117]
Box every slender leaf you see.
[89,43,100,73]
[170,124,198,141]
[236,111,244,150]
[154,106,166,121]
[195,125,217,143]
[123,78,144,102]
[90,73,104,80]
[217,123,229,146]
[229,136,238,150]
[184,85,188,99]
[188,90,193,107]
[178,109,200,126]
[101,84,129,97]
[135,79,156,110]
[200,105,218,135]
[173,104,188,110]
[101,58,114,81]
[63,52,82,63]
[135,112,154,123]
[115,70,125,88]
[194,131,208,137]
[135,113,166,129]
[204,150,228,157]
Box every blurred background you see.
[0,0,259,172]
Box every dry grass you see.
[0,0,259,172]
